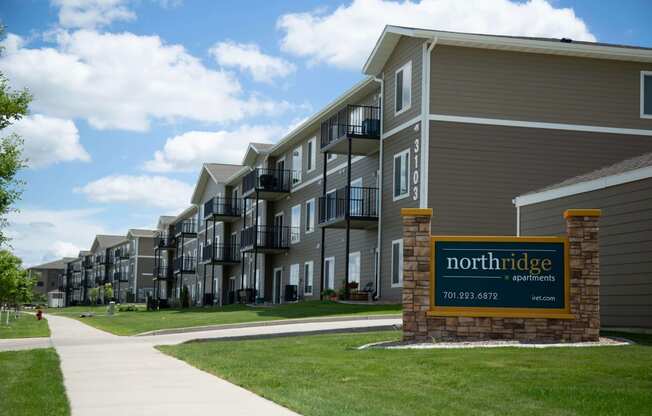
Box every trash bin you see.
[107,301,115,316]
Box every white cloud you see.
[0,31,292,131]
[5,208,108,267]
[74,174,193,210]
[277,0,596,69]
[144,125,284,172]
[52,0,136,29]
[210,41,296,83]
[5,114,90,168]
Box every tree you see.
[0,27,31,247]
[88,287,99,304]
[0,249,34,305]
[104,283,114,302]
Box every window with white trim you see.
[642,71,652,118]
[303,261,314,295]
[292,145,302,184]
[291,204,301,243]
[395,61,412,115]
[305,198,315,233]
[348,251,361,285]
[393,149,410,200]
[391,239,403,287]
[307,137,316,172]
[290,263,300,286]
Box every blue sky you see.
[1,0,651,266]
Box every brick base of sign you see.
[401,208,601,343]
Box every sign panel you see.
[430,236,570,318]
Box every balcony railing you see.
[82,258,93,269]
[202,244,241,263]
[113,271,128,282]
[320,105,380,149]
[153,266,170,280]
[319,186,379,224]
[174,219,197,236]
[240,225,296,251]
[203,197,241,219]
[174,256,196,273]
[95,254,107,265]
[154,232,175,249]
[242,168,295,196]
[72,263,82,272]
[115,248,130,259]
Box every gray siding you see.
[520,178,652,328]
[430,45,652,130]
[383,36,423,132]
[427,121,652,236]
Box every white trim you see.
[303,261,314,296]
[323,256,335,290]
[642,71,652,119]
[516,205,521,237]
[382,116,421,140]
[391,239,404,288]
[348,251,361,285]
[429,114,652,137]
[421,38,437,209]
[292,144,303,185]
[392,148,410,201]
[290,204,301,244]
[394,61,412,116]
[514,164,652,207]
[305,198,315,234]
[306,136,317,173]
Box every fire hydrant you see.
[36,309,43,321]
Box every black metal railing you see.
[82,258,93,269]
[174,256,196,273]
[240,225,296,250]
[319,186,379,224]
[113,271,128,282]
[115,248,130,259]
[202,244,241,263]
[153,266,170,280]
[320,105,380,148]
[95,254,106,264]
[204,197,242,218]
[154,232,175,248]
[174,219,197,236]
[242,168,295,195]
[72,263,82,272]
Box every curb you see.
[135,314,401,337]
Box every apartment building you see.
[147,25,652,307]
[27,258,74,297]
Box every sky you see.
[0,0,651,266]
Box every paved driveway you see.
[46,314,400,416]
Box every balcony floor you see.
[319,216,379,230]
[205,214,241,222]
[242,189,291,201]
[321,135,380,156]
[240,245,290,254]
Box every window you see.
[393,149,410,200]
[307,137,316,172]
[395,61,412,115]
[348,252,361,285]
[305,198,315,233]
[304,261,314,295]
[291,204,301,243]
[37,281,44,287]
[292,145,302,184]
[290,264,300,286]
[391,239,404,287]
[324,257,335,289]
[642,71,652,118]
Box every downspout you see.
[513,198,521,236]
[420,37,437,209]
[373,75,383,300]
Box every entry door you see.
[274,213,284,247]
[324,257,335,290]
[349,178,363,216]
[273,268,282,304]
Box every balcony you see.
[318,186,379,229]
[202,244,241,264]
[240,225,296,253]
[242,168,295,200]
[82,258,93,269]
[153,266,171,280]
[115,248,130,260]
[173,256,196,274]
[154,232,175,249]
[203,197,242,222]
[113,271,128,282]
[320,105,380,155]
[174,219,197,237]
[95,254,106,265]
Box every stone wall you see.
[401,208,601,343]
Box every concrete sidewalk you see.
[47,314,400,416]
[0,336,51,352]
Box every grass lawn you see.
[0,348,69,416]
[47,301,401,336]
[159,330,652,416]
[0,312,50,339]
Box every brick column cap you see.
[563,209,602,219]
[401,208,433,217]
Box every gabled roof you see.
[514,152,652,206]
[128,229,157,238]
[91,235,126,252]
[241,142,273,167]
[363,25,652,76]
[190,163,243,204]
[29,257,75,270]
[171,205,197,224]
[78,250,90,257]
[157,215,175,230]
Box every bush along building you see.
[149,25,652,308]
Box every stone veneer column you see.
[400,208,432,342]
[564,209,602,342]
